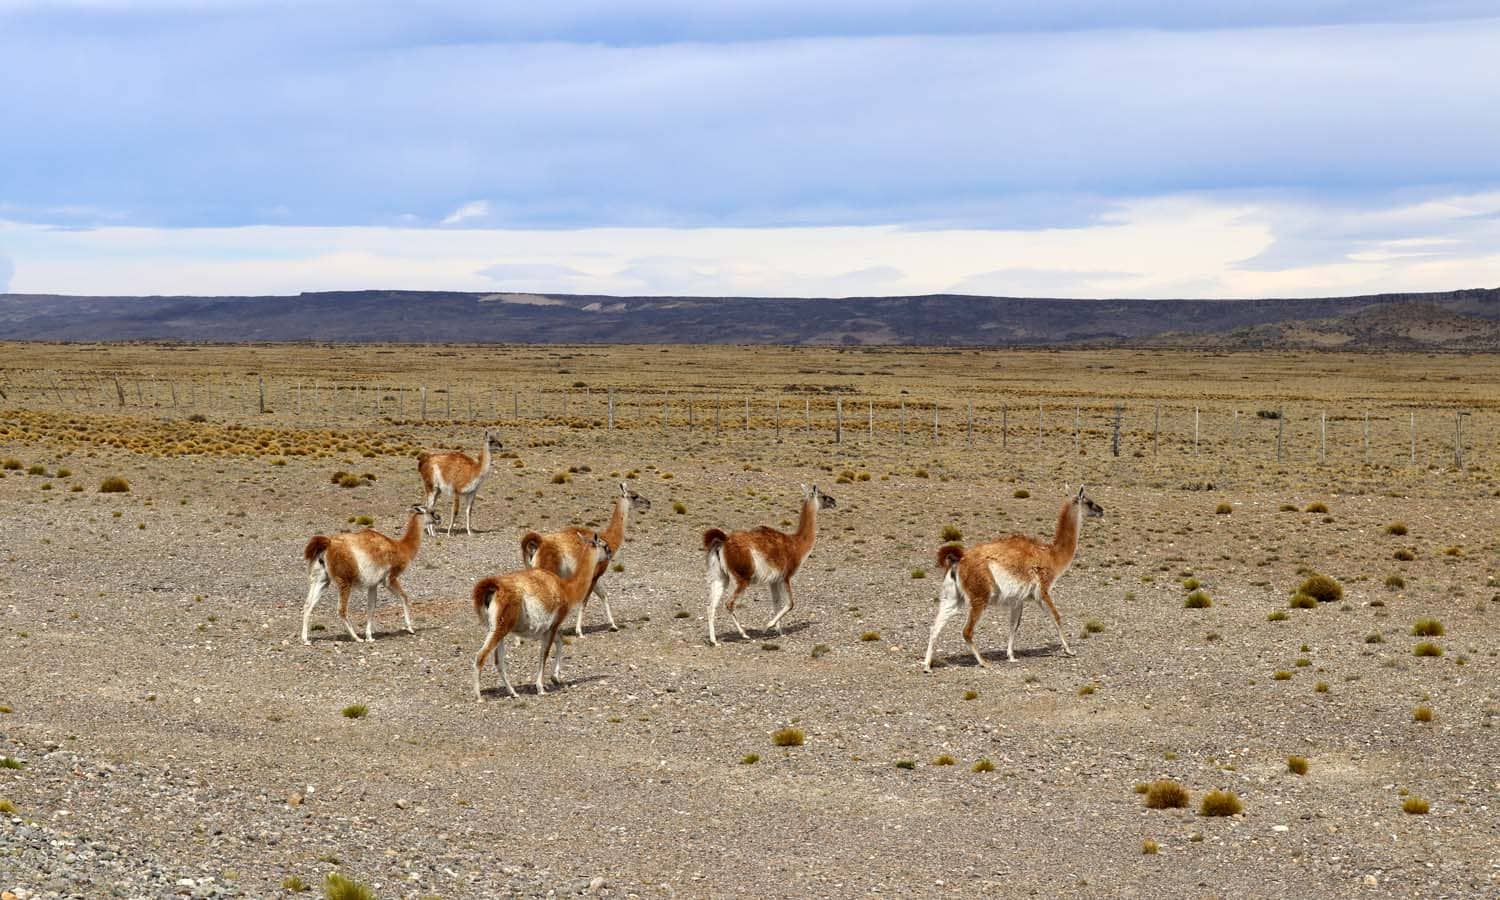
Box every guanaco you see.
[417,430,503,536]
[522,482,651,635]
[301,505,438,644]
[923,485,1103,672]
[702,483,836,646]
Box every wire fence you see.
[0,367,1488,472]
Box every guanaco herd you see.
[300,430,1105,700]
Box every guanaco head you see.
[484,430,504,453]
[619,481,652,512]
[1073,485,1104,518]
[587,530,614,563]
[803,483,837,510]
[413,504,441,534]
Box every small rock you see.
[1363,875,1378,887]
[286,793,303,807]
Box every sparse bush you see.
[0,757,25,770]
[672,501,686,515]
[810,643,830,659]
[25,464,45,476]
[771,727,804,747]
[1181,577,1201,590]
[1278,503,1298,512]
[1365,632,1385,644]
[1315,682,1329,693]
[1267,610,1288,621]
[323,873,374,900]
[1413,641,1443,657]
[1184,591,1212,609]
[1411,705,1434,723]
[282,875,310,892]
[894,759,916,770]
[336,473,362,488]
[1078,684,1097,696]
[1297,574,1343,604]
[1288,593,1317,609]
[55,467,71,478]
[962,690,978,701]
[740,753,759,765]
[1394,548,1415,561]
[859,631,880,642]
[550,472,570,484]
[1384,522,1408,536]
[1144,780,1189,809]
[911,568,926,579]
[1012,488,1029,499]
[1385,574,1405,590]
[1215,502,1232,515]
[0,798,17,814]
[1084,619,1105,634]
[0,458,20,470]
[940,525,963,542]
[913,468,929,478]
[1411,618,1444,636]
[933,754,956,766]
[1402,796,1430,815]
[1305,501,1329,514]
[1287,756,1309,775]
[971,758,995,773]
[1442,545,1462,557]
[1273,670,1292,680]
[341,703,368,719]
[1199,790,1242,817]
[98,476,130,493]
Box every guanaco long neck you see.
[600,496,630,548]
[396,512,425,559]
[476,437,494,476]
[561,544,603,600]
[1049,500,1082,573]
[792,497,818,554]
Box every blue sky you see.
[2,1,1499,297]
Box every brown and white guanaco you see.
[522,482,651,635]
[301,505,438,644]
[417,430,503,536]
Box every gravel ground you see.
[2,424,1497,899]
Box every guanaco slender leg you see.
[386,574,416,635]
[337,583,362,642]
[961,593,990,668]
[923,572,965,672]
[1037,582,1074,657]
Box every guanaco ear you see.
[1076,484,1087,499]
[801,482,811,499]
[619,482,628,496]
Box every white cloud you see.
[5,189,1499,299]
[440,201,491,226]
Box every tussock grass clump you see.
[962,689,978,701]
[1084,619,1105,634]
[1215,502,1232,515]
[0,798,18,815]
[340,703,369,719]
[0,756,25,770]
[550,472,571,484]
[940,525,963,542]
[1411,618,1444,637]
[1365,632,1385,644]
[1304,501,1329,514]
[1402,796,1430,815]
[771,727,804,747]
[673,610,690,619]
[1384,522,1409,536]
[0,458,20,470]
[911,568,926,579]
[1288,594,1318,609]
[1315,682,1329,693]
[1442,545,1462,557]
[740,753,760,765]
[1273,670,1293,681]
[1287,756,1309,775]
[1267,610,1289,621]
[1078,684,1097,696]
[810,643,830,659]
[1297,574,1343,604]
[1394,548,1415,561]
[971,758,996,773]
[1412,706,1434,723]
[1413,641,1444,658]
[1199,790,1243,817]
[322,873,374,900]
[26,464,45,476]
[98,476,130,493]
[1144,780,1189,809]
[859,631,880,642]
[1278,503,1298,512]
[1012,488,1029,499]
[933,754,956,766]
[1385,574,1405,590]
[1183,591,1212,609]
[894,759,916,770]
[1181,577,1201,590]
[1141,838,1160,855]
[281,875,310,892]
[672,501,686,515]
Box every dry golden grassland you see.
[0,341,1496,898]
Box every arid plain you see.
[2,343,1497,899]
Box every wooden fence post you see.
[1320,411,1327,464]
[608,388,615,430]
[715,396,722,434]
[1277,409,1284,463]
[1073,406,1080,454]
[115,376,126,407]
[1112,405,1121,457]
[1194,406,1200,455]
[967,401,974,448]
[1153,404,1160,457]
[258,376,266,414]
[900,399,907,443]
[1409,411,1415,465]
[420,387,427,421]
[932,402,939,442]
[805,398,811,436]
[1002,405,1008,449]
[835,396,843,444]
[775,397,782,442]
[868,400,873,439]
[1363,411,1369,460]
[745,396,751,432]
